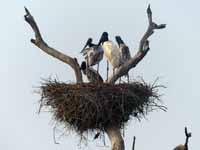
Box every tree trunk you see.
[105,127,125,150]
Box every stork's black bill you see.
[81,38,94,53]
[115,36,125,46]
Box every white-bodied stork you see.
[99,32,122,81]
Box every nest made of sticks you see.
[39,79,166,135]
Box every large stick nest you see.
[39,79,166,135]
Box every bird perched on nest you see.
[173,144,186,150]
[99,32,122,81]
[80,61,103,83]
[100,32,131,82]
[81,38,104,73]
[115,36,131,83]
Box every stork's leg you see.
[119,77,121,84]
[106,61,109,81]
[97,63,100,74]
[127,73,129,83]
[97,63,100,81]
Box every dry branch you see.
[132,136,136,150]
[173,127,192,150]
[184,127,192,150]
[25,5,166,150]
[108,5,166,83]
[24,7,83,83]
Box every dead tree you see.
[24,5,165,150]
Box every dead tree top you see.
[24,5,166,84]
[25,5,166,150]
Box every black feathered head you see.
[98,32,109,45]
[80,61,87,70]
[115,36,125,46]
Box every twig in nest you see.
[93,132,101,140]
[39,80,167,136]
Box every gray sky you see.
[0,0,199,149]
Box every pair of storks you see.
[80,32,131,83]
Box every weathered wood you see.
[24,7,83,83]
[24,5,166,150]
[105,127,125,150]
[108,5,166,84]
[132,136,136,150]
[106,5,165,150]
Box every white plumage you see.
[101,35,132,82]
[81,46,104,67]
[102,41,122,71]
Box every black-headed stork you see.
[81,38,104,73]
[99,32,121,81]
[115,36,131,83]
[80,61,103,83]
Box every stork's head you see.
[115,36,124,46]
[88,38,92,42]
[84,38,92,48]
[80,61,87,70]
[81,38,93,53]
[102,32,108,38]
[98,32,109,45]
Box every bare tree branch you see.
[108,5,166,83]
[173,127,192,150]
[24,7,83,83]
[132,136,136,150]
[184,127,192,150]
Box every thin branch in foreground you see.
[53,126,60,145]
[132,136,136,150]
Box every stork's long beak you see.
[81,38,93,53]
[97,36,103,46]
[80,42,88,53]
[115,36,124,46]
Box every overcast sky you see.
[0,0,199,150]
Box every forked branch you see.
[108,5,166,83]
[184,127,192,150]
[24,7,83,83]
[173,127,192,150]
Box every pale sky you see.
[0,0,199,150]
